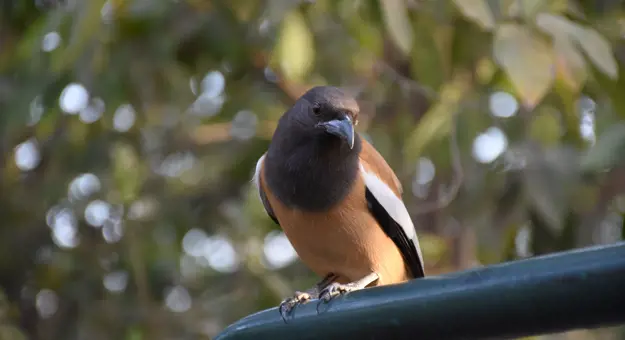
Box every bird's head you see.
[297,86,360,149]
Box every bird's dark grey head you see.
[293,86,360,149]
[265,86,362,211]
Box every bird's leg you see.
[279,273,337,321]
[318,272,379,303]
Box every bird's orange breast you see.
[260,167,410,286]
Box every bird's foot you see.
[279,291,312,322]
[318,282,358,301]
[279,273,340,322]
[317,272,380,304]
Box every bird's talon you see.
[318,283,355,302]
[279,291,312,322]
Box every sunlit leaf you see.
[536,14,587,99]
[379,0,413,55]
[554,38,588,92]
[476,58,496,84]
[274,10,315,81]
[572,27,619,80]
[535,12,581,40]
[536,13,618,80]
[452,0,495,31]
[508,0,568,17]
[495,0,517,18]
[580,122,625,172]
[493,24,554,109]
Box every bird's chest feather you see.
[262,174,409,285]
[264,141,360,212]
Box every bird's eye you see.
[312,104,321,116]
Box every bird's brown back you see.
[358,138,403,197]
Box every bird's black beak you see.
[319,116,355,149]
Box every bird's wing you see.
[359,139,425,278]
[253,154,280,226]
[358,139,404,196]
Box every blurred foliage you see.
[1,0,625,339]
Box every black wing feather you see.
[259,178,280,226]
[365,187,425,278]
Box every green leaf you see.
[0,325,27,340]
[535,13,581,40]
[379,0,413,55]
[572,27,619,80]
[518,0,545,17]
[508,0,543,19]
[404,74,470,160]
[554,38,588,93]
[525,147,579,234]
[493,24,554,109]
[410,16,445,91]
[529,107,562,146]
[347,18,383,55]
[580,122,625,172]
[50,0,108,73]
[535,14,588,92]
[419,233,448,262]
[452,0,495,31]
[553,70,585,147]
[507,0,569,18]
[126,327,143,340]
[536,13,618,80]
[274,10,315,81]
[111,142,143,203]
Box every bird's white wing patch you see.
[359,164,424,263]
[252,154,266,199]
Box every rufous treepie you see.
[253,86,425,320]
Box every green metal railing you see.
[216,242,625,340]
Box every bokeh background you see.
[2,0,625,339]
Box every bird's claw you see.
[315,273,379,314]
[279,291,312,322]
[315,282,358,314]
[318,282,356,302]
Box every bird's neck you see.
[265,133,362,212]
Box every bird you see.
[252,86,425,320]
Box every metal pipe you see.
[216,242,625,340]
